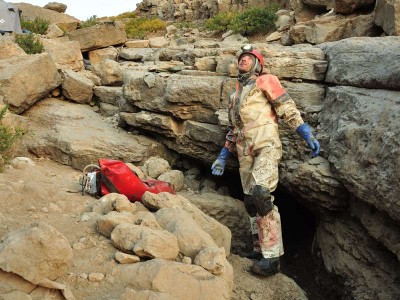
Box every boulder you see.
[125,40,150,48]
[142,192,231,256]
[0,223,72,284]
[158,170,184,192]
[67,22,127,51]
[92,59,123,86]
[43,40,84,71]
[0,53,62,114]
[141,156,171,179]
[289,14,378,45]
[93,86,122,106]
[374,0,400,35]
[16,3,79,31]
[179,191,252,253]
[0,38,26,60]
[43,2,67,13]
[155,208,218,259]
[116,259,233,300]
[24,99,171,170]
[317,218,400,299]
[321,37,400,90]
[120,289,175,300]
[261,43,327,81]
[61,69,94,103]
[320,86,400,222]
[111,223,179,260]
[97,211,136,238]
[88,47,118,65]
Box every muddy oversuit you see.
[225,73,304,259]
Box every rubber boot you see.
[251,257,280,276]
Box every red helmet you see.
[238,44,264,74]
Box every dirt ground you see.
[0,157,309,299]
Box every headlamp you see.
[241,44,253,52]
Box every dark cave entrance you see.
[198,165,334,299]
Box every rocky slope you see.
[0,1,399,299]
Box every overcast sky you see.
[12,0,141,20]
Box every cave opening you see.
[188,161,340,300]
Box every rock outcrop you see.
[0,1,399,299]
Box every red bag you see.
[96,159,175,202]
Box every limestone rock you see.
[0,38,26,60]
[16,3,79,31]
[115,251,140,264]
[92,193,127,215]
[119,48,156,61]
[289,14,377,45]
[24,99,170,170]
[374,0,400,35]
[125,40,150,48]
[317,218,400,299]
[44,2,67,13]
[61,69,94,103]
[88,47,119,65]
[262,43,327,81]
[0,223,72,284]
[142,192,231,255]
[320,37,400,90]
[92,59,123,86]
[158,170,184,192]
[155,207,218,259]
[67,22,127,51]
[141,156,171,179]
[111,223,179,260]
[43,40,83,71]
[194,247,226,275]
[149,37,169,48]
[97,211,136,237]
[116,259,233,300]
[0,53,62,114]
[94,86,122,106]
[45,23,64,39]
[280,157,349,213]
[320,86,400,222]
[180,191,251,253]
[120,289,176,300]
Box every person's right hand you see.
[211,147,230,176]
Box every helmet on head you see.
[238,44,264,75]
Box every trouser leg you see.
[238,143,284,276]
[250,185,284,259]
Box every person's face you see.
[238,54,255,73]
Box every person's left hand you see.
[296,123,320,157]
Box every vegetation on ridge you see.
[14,33,44,54]
[205,4,280,35]
[0,106,23,171]
[20,16,50,34]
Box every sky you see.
[12,0,141,20]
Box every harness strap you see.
[97,172,120,194]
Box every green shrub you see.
[205,5,279,35]
[20,16,50,34]
[228,5,279,35]
[112,11,138,20]
[14,33,44,54]
[175,21,202,30]
[79,15,100,28]
[0,106,23,171]
[204,12,238,32]
[125,17,166,39]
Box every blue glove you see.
[211,147,230,176]
[296,123,320,157]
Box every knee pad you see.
[251,185,273,217]
[244,195,257,217]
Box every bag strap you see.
[97,172,120,194]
